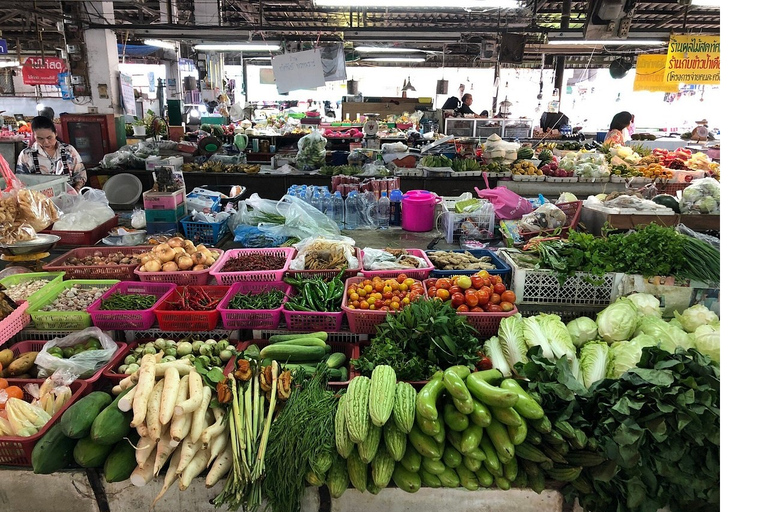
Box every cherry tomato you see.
[456,304,470,313]
[428,286,437,298]
[451,293,465,308]
[490,293,502,305]
[436,288,451,302]
[397,273,408,283]
[493,282,507,295]
[501,290,517,304]
[449,286,462,296]
[475,270,491,279]
[476,356,493,371]
[476,289,490,306]
[482,277,491,288]
[470,276,485,290]
[425,278,438,289]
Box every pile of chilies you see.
[164,288,223,311]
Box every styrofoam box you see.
[145,156,184,171]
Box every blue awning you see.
[117,44,162,57]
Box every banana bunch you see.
[452,157,481,172]
[537,142,558,151]
[260,365,292,401]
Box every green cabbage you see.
[566,317,599,348]
[484,336,512,377]
[626,293,662,318]
[634,316,692,352]
[579,341,610,388]
[674,304,719,333]
[606,335,661,379]
[693,323,720,363]
[498,313,529,368]
[523,314,579,378]
[596,298,639,343]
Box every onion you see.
[154,243,176,263]
[144,259,162,272]
[139,265,146,272]
[183,240,197,253]
[140,253,154,265]
[162,261,179,272]
[191,251,206,266]
[168,236,185,248]
[195,244,208,253]
[192,264,207,271]
[177,255,194,270]
[172,246,185,256]
[204,255,215,266]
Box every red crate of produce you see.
[87,281,177,331]
[342,276,427,335]
[458,306,519,338]
[285,247,362,281]
[5,340,129,392]
[359,248,435,281]
[217,282,292,330]
[0,379,86,467]
[209,248,296,285]
[133,248,223,286]
[39,215,119,246]
[154,286,230,332]
[518,201,583,241]
[43,246,152,281]
[0,303,30,348]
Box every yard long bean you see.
[228,289,286,310]
[99,292,157,310]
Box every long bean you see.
[228,289,286,310]
[100,293,157,310]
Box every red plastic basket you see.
[518,201,583,241]
[245,339,359,389]
[359,248,435,280]
[0,303,30,347]
[0,379,86,467]
[154,286,230,332]
[285,247,363,281]
[209,248,296,285]
[458,306,519,338]
[6,340,129,392]
[133,248,224,286]
[43,246,153,281]
[282,309,345,332]
[217,282,292,330]
[87,281,177,331]
[39,215,119,246]
[341,276,427,335]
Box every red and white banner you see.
[22,56,68,86]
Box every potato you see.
[0,348,13,368]
[7,351,38,376]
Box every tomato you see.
[455,275,472,290]
[383,291,393,300]
[489,275,502,286]
[470,306,484,313]
[470,276,485,290]
[374,300,384,309]
[456,304,470,313]
[451,293,465,308]
[427,286,437,298]
[501,290,516,304]
[475,270,491,279]
[500,301,515,312]
[476,356,493,371]
[482,277,491,288]
[490,293,501,305]
[449,285,462,296]
[464,291,479,308]
[480,286,492,296]
[476,289,490,306]
[487,304,503,313]
[425,278,438,289]
[397,273,408,283]
[436,288,451,302]
[493,282,507,295]
[404,278,415,288]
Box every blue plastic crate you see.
[180,215,230,245]
[146,221,181,235]
[426,249,511,280]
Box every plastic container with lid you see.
[401,190,442,232]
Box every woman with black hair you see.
[605,111,633,146]
[15,116,87,190]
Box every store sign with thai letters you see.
[22,56,69,85]
[664,35,720,85]
[633,55,680,93]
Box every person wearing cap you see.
[15,115,87,190]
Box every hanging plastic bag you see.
[34,326,119,380]
[474,172,533,220]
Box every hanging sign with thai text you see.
[664,35,720,85]
[22,56,69,85]
[633,54,680,92]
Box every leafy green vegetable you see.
[634,315,693,352]
[578,341,610,389]
[673,304,719,333]
[498,313,529,369]
[523,313,579,378]
[566,316,599,348]
[596,297,639,343]
[484,336,511,376]
[692,324,719,363]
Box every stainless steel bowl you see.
[0,234,61,256]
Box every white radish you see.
[178,448,209,491]
[201,408,227,450]
[159,366,180,425]
[119,373,138,390]
[206,446,233,488]
[187,385,212,444]
[130,445,157,487]
[136,422,150,439]
[118,385,138,412]
[131,354,157,428]
[135,436,155,468]
[146,379,165,443]
[175,437,203,476]
[207,430,229,468]
[151,449,182,509]
[155,360,194,376]
[169,375,189,446]
[174,370,203,417]
[153,429,178,477]
[112,384,123,396]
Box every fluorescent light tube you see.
[316,0,520,7]
[144,39,176,49]
[0,60,20,68]
[361,57,426,63]
[356,46,424,53]
[548,39,667,46]
[194,43,281,52]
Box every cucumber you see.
[90,387,133,446]
[74,437,113,468]
[32,422,78,474]
[281,364,343,380]
[270,338,327,347]
[269,332,328,343]
[60,391,113,439]
[103,434,139,482]
[326,352,347,369]
[258,344,326,363]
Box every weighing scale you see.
[0,234,61,272]
[362,115,381,150]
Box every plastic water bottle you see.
[345,191,360,230]
[389,189,403,227]
[330,191,345,228]
[376,191,390,230]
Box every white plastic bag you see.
[260,195,341,240]
[362,248,428,270]
[289,235,358,271]
[34,327,119,380]
[52,187,115,230]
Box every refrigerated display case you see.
[59,114,119,167]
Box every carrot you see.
[146,379,165,443]
[206,430,229,468]
[205,446,233,488]
[159,366,180,425]
[130,445,157,487]
[131,354,157,428]
[174,370,203,417]
[200,407,227,450]
[135,436,155,468]
[187,385,212,444]
[175,437,203,476]
[118,385,138,412]
[153,429,178,477]
[151,449,182,510]
[178,448,209,491]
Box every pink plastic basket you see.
[133,248,223,286]
[458,306,519,338]
[359,248,435,280]
[87,281,177,331]
[282,309,345,332]
[7,340,129,392]
[285,247,362,281]
[209,247,296,285]
[0,303,30,347]
[217,282,292,330]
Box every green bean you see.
[99,293,157,311]
[228,290,286,310]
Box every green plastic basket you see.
[0,272,65,307]
[26,279,120,330]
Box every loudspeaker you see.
[499,34,526,63]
